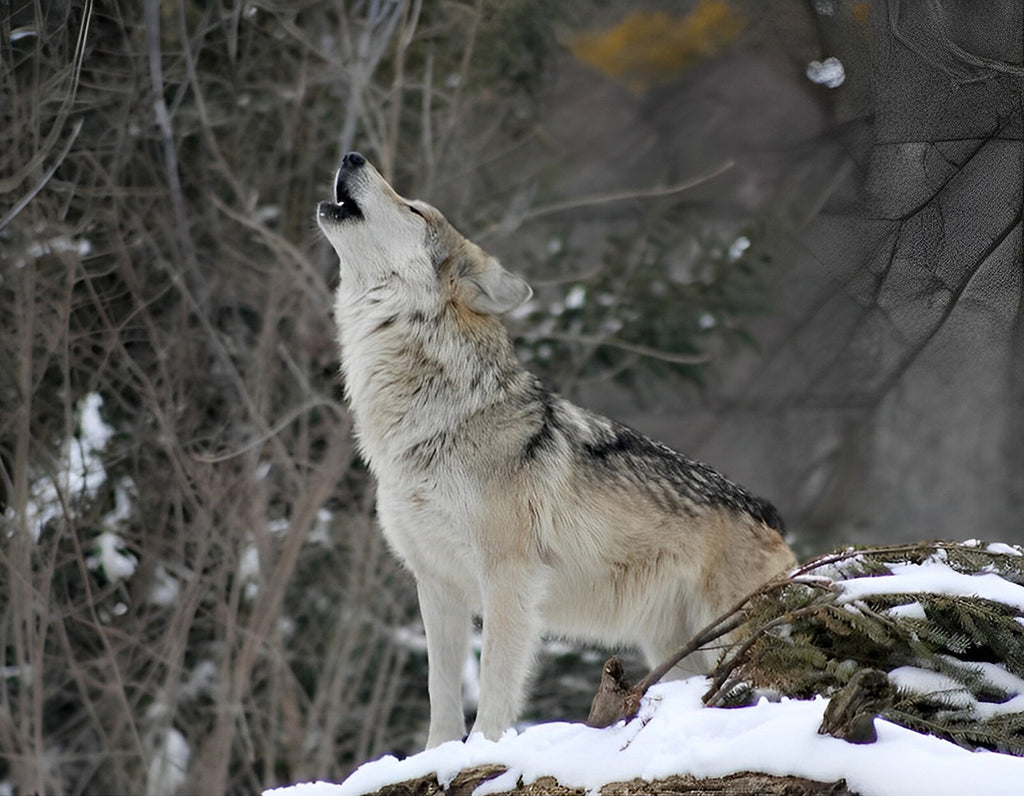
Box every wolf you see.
[317,151,795,748]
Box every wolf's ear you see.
[460,257,532,315]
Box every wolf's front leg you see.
[471,566,542,741]
[417,579,472,748]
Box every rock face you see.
[718,0,1024,552]
[526,0,1024,554]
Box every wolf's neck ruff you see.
[334,290,527,471]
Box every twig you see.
[0,117,84,232]
[192,398,343,463]
[382,0,422,181]
[206,192,330,313]
[478,160,735,240]
[702,605,827,706]
[0,0,91,197]
[524,160,735,221]
[523,331,710,366]
[0,0,92,229]
[144,0,199,272]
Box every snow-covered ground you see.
[267,675,1024,796]
[268,546,1024,796]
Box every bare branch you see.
[523,331,710,366]
[477,160,735,240]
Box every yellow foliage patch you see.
[570,1,744,92]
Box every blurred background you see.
[2,0,1021,792]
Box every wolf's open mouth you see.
[318,172,363,223]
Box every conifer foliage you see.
[706,542,1024,755]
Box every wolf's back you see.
[513,384,785,535]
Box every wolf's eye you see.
[407,204,425,219]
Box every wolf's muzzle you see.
[335,152,366,204]
[319,152,367,224]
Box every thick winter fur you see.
[317,152,795,748]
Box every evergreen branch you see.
[703,604,833,707]
[691,542,1024,755]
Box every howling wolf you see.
[317,152,794,747]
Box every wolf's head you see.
[317,152,531,316]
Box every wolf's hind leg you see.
[418,579,472,748]
[640,600,719,681]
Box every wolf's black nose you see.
[343,151,365,168]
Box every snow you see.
[884,600,926,619]
[986,542,1023,557]
[146,725,190,796]
[963,660,1024,699]
[266,677,1024,796]
[888,666,974,709]
[148,565,180,607]
[889,663,1024,721]
[727,235,750,261]
[86,531,138,582]
[806,57,845,88]
[17,234,92,268]
[239,543,262,601]
[563,285,587,311]
[69,393,112,500]
[837,559,1024,612]
[267,549,1024,796]
[7,392,116,543]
